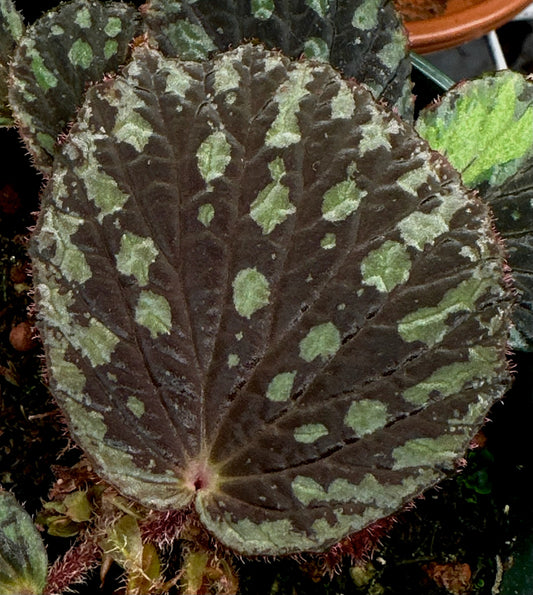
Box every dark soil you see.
[0,127,71,512]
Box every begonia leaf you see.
[0,491,47,595]
[0,0,24,127]
[485,161,533,350]
[416,71,533,189]
[416,72,533,351]
[8,0,140,173]
[30,45,510,555]
[141,0,413,117]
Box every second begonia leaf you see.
[0,491,48,595]
[416,72,533,351]
[485,161,533,351]
[0,0,24,127]
[30,44,510,556]
[8,0,140,173]
[141,0,413,117]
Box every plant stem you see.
[410,52,455,92]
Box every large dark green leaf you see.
[142,0,413,117]
[30,45,510,555]
[8,0,140,173]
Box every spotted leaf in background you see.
[8,0,140,173]
[141,0,413,117]
[0,491,48,595]
[485,162,533,351]
[417,72,533,350]
[31,44,511,555]
[0,0,24,127]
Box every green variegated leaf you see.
[0,491,47,595]
[8,0,140,173]
[141,0,413,117]
[416,71,533,189]
[31,45,510,556]
[485,161,533,351]
[416,72,533,351]
[0,0,24,127]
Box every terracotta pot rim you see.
[406,0,533,54]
